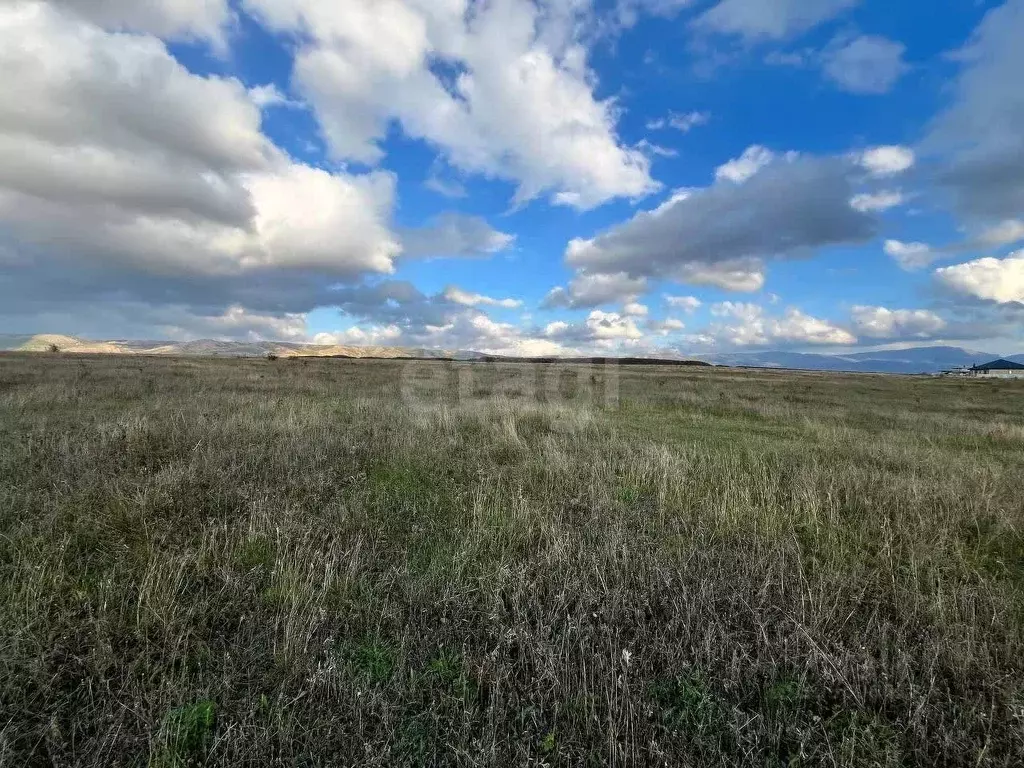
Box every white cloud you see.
[401,213,515,259]
[622,301,649,316]
[242,0,658,209]
[424,175,467,199]
[935,251,1024,305]
[709,302,857,346]
[693,0,859,41]
[565,154,875,291]
[5,301,316,343]
[0,3,399,278]
[770,308,857,345]
[0,2,404,337]
[305,282,573,356]
[313,325,403,347]
[647,111,710,133]
[546,310,645,342]
[858,146,915,177]
[673,260,766,292]
[884,240,936,271]
[715,145,776,184]
[924,0,1024,221]
[249,83,303,110]
[419,311,571,357]
[443,286,523,309]
[665,295,702,313]
[543,272,648,309]
[850,190,905,212]
[616,0,692,28]
[651,317,684,331]
[651,317,686,335]
[174,305,309,341]
[979,219,1024,248]
[241,164,400,273]
[53,0,230,43]
[2,3,272,178]
[850,306,946,339]
[635,139,679,158]
[823,35,908,95]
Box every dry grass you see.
[0,353,1022,767]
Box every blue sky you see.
[1,0,1022,355]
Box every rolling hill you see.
[1,334,1020,374]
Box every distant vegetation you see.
[0,354,1022,766]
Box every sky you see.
[0,0,1023,356]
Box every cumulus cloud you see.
[850,306,946,339]
[693,0,858,41]
[709,302,857,346]
[565,153,876,289]
[649,317,686,335]
[925,0,1024,222]
[322,281,451,330]
[850,190,905,212]
[442,286,523,309]
[2,3,272,180]
[310,303,560,357]
[401,213,515,259]
[0,1,400,277]
[823,35,908,95]
[313,325,403,347]
[241,165,400,274]
[0,299,314,343]
[298,281,568,356]
[715,145,778,183]
[0,2,405,338]
[673,260,767,292]
[884,240,937,271]
[935,251,1024,305]
[403,311,575,357]
[242,0,658,209]
[53,0,230,43]
[163,305,309,341]
[545,310,644,344]
[858,146,915,177]
[665,295,702,313]
[542,272,648,309]
[979,219,1024,248]
[249,83,303,110]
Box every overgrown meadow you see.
[1,353,1022,766]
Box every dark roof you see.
[974,359,1024,371]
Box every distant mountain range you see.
[0,334,462,361]
[692,346,1023,374]
[1,334,1020,375]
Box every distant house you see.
[970,359,1024,379]
[941,366,974,377]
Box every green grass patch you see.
[153,700,216,767]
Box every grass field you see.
[1,353,1022,767]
